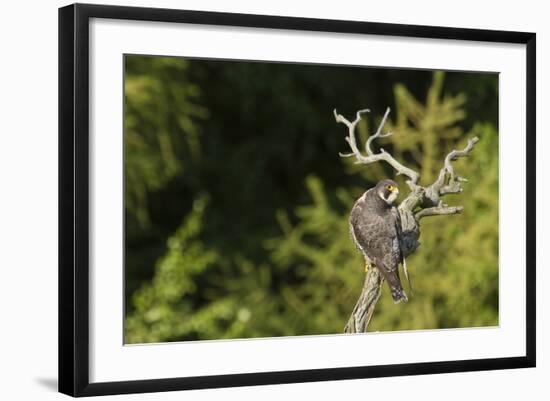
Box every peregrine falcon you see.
[349,179,408,303]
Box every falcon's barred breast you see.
[349,179,408,303]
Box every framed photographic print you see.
[58,3,536,397]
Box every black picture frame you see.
[58,3,536,397]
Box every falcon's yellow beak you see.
[386,185,399,193]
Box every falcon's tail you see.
[382,269,408,304]
[390,285,408,304]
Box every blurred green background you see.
[123,55,499,344]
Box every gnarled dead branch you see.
[334,107,420,189]
[336,108,479,334]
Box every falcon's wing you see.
[391,206,404,263]
[391,206,413,296]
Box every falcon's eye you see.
[386,185,393,191]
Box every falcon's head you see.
[376,179,399,205]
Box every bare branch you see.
[344,268,383,333]
[333,108,370,160]
[430,137,479,195]
[444,136,479,175]
[366,107,393,155]
[334,108,420,188]
[415,205,464,220]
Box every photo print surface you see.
[123,55,499,344]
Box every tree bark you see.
[344,268,382,333]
